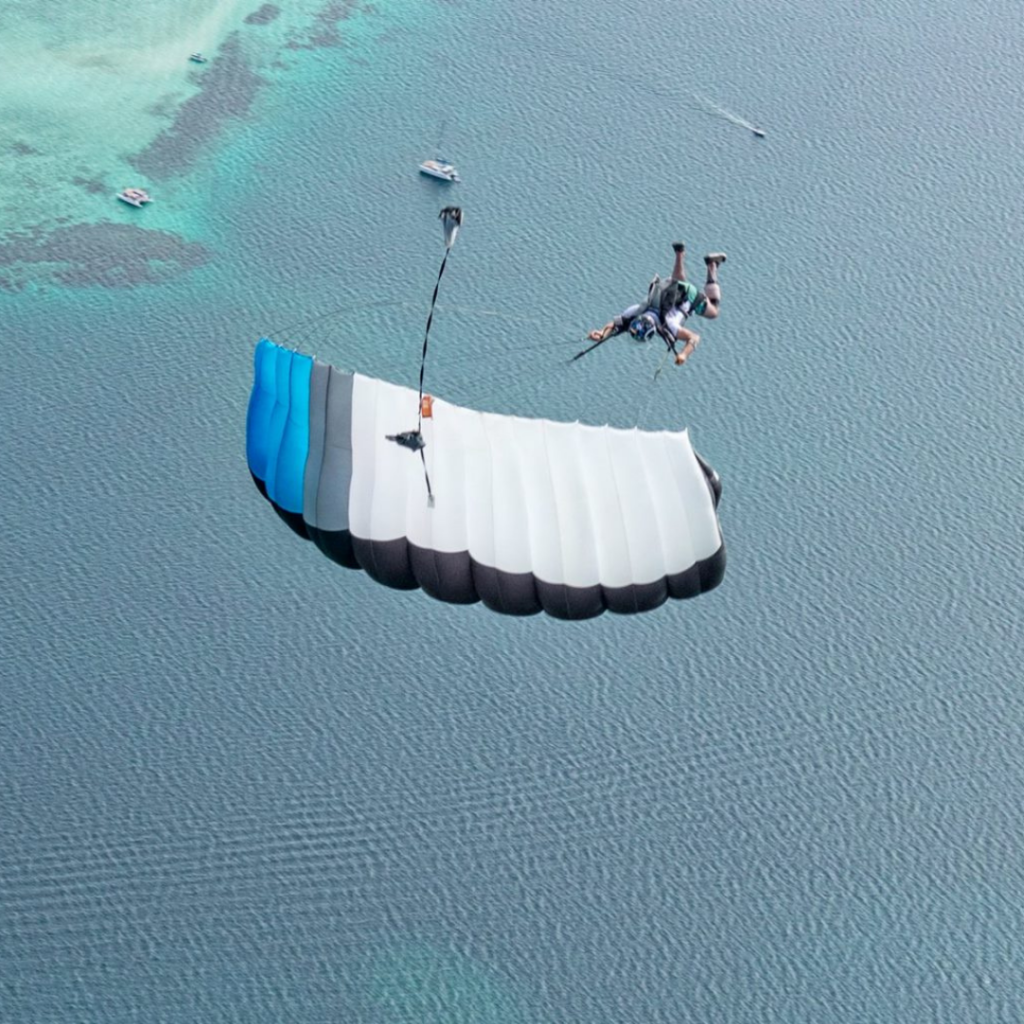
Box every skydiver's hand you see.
[675,352,688,366]
[588,330,604,342]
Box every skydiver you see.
[587,243,727,366]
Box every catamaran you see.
[418,159,460,183]
[117,188,153,207]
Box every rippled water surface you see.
[3,0,1024,1021]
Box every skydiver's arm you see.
[674,328,701,366]
[589,304,643,342]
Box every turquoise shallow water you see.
[3,0,1024,1021]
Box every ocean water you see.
[2,0,1024,1021]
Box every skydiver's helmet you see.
[628,313,659,342]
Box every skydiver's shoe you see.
[704,252,727,267]
[672,241,685,254]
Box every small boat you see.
[117,188,153,208]
[189,52,208,63]
[752,128,765,138]
[419,158,460,183]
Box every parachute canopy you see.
[247,338,725,620]
[439,205,462,250]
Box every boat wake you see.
[693,95,765,136]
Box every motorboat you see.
[418,158,460,183]
[190,52,208,63]
[117,188,153,208]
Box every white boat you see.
[419,158,460,183]
[189,52,208,63]
[117,188,153,208]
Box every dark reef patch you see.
[129,34,266,179]
[0,222,211,291]
[244,3,281,25]
[285,0,371,51]
[146,94,184,119]
[71,176,110,196]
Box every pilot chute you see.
[247,338,725,620]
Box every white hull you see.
[419,160,460,183]
[117,190,152,207]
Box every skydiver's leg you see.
[700,253,727,320]
[671,241,686,283]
